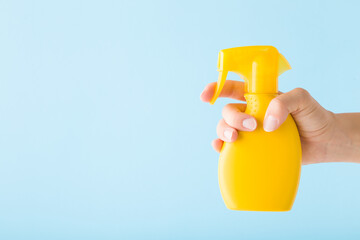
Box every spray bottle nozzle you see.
[210,46,291,105]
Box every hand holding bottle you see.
[201,80,360,165]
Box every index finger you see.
[200,80,245,103]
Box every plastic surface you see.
[211,46,302,211]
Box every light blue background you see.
[0,0,360,239]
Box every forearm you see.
[329,113,360,163]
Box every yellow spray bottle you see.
[210,46,301,211]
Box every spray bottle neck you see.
[243,53,279,94]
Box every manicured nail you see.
[224,129,234,141]
[264,115,279,132]
[242,118,257,130]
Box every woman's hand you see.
[201,80,360,165]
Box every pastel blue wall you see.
[0,0,360,239]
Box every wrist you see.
[328,113,360,163]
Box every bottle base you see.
[226,206,292,212]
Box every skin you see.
[200,80,360,165]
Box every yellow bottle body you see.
[219,94,302,211]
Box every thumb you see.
[263,88,320,132]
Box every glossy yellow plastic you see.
[211,46,301,211]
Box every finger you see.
[222,103,257,131]
[200,80,245,102]
[217,119,238,142]
[212,139,223,153]
[263,88,316,132]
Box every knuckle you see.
[293,88,312,107]
[222,104,232,116]
[222,104,241,122]
[293,88,310,99]
[216,118,223,128]
[216,119,225,134]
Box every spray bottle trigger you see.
[210,70,228,105]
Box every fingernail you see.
[242,118,257,130]
[263,115,279,132]
[224,129,234,141]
